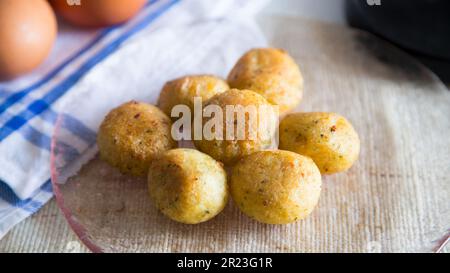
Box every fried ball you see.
[148,148,228,224]
[230,150,322,224]
[97,101,176,177]
[193,89,278,165]
[157,75,229,119]
[279,112,360,175]
[227,48,303,114]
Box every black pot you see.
[346,0,450,82]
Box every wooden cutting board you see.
[1,16,449,253]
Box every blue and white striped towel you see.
[0,0,268,239]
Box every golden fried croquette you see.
[279,112,360,174]
[230,150,322,224]
[97,101,176,176]
[227,48,303,114]
[193,89,278,165]
[148,148,228,224]
[157,75,229,119]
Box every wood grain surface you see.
[1,16,449,253]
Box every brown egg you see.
[0,0,57,80]
[50,0,147,28]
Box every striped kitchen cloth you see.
[0,0,268,239]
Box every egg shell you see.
[0,0,57,80]
[50,0,147,28]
